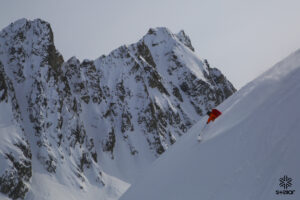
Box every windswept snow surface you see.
[120,50,300,200]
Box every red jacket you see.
[207,109,222,124]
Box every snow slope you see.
[120,49,300,200]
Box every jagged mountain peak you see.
[143,27,194,52]
[0,18,63,81]
[66,56,80,64]
[176,30,194,52]
[1,18,53,41]
[0,18,235,200]
[143,27,181,49]
[146,27,173,37]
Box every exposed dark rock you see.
[137,41,156,68]
[0,18,236,199]
[0,62,8,102]
[176,30,195,51]
[79,152,92,172]
[0,152,31,200]
[102,128,116,159]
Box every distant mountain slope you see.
[120,49,300,200]
[0,18,235,199]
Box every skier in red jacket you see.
[206,109,222,124]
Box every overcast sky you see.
[1,0,300,88]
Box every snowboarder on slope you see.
[206,109,222,124]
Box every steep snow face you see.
[0,19,235,199]
[120,50,300,200]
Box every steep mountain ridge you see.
[0,18,235,199]
[120,49,300,200]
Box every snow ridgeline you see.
[120,50,300,200]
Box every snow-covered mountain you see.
[120,49,300,200]
[0,18,235,199]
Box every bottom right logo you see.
[276,175,295,195]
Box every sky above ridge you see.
[1,0,300,88]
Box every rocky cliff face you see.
[0,18,235,199]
